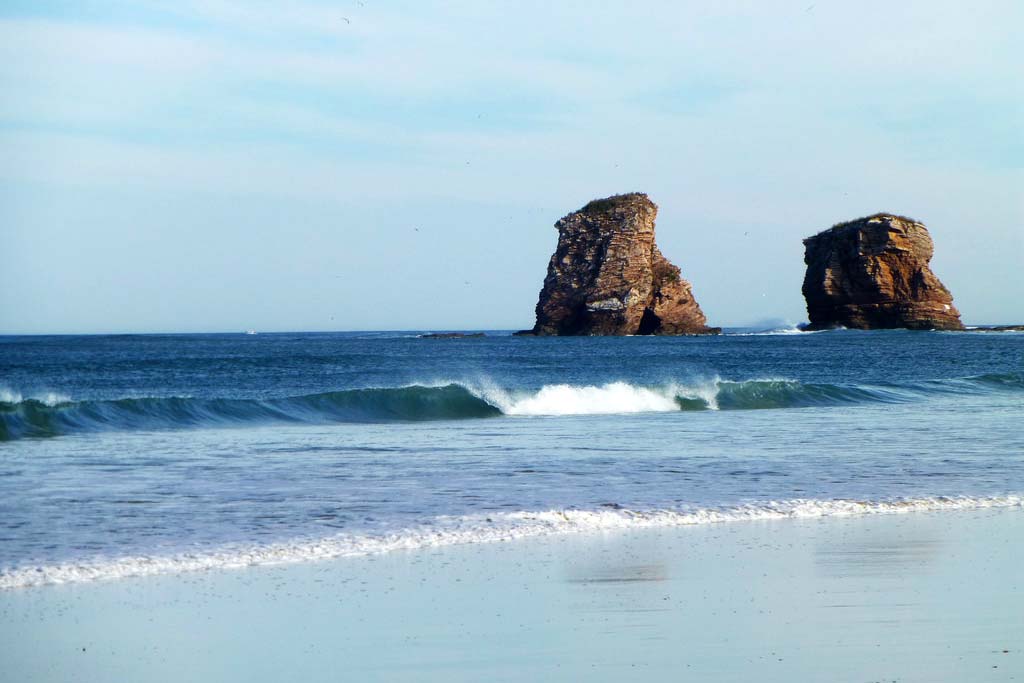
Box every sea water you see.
[0,329,1021,589]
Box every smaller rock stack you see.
[802,214,964,330]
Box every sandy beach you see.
[2,506,1020,682]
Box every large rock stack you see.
[523,193,717,336]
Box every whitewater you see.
[2,495,1021,590]
[1,329,1022,589]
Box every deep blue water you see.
[1,329,1021,587]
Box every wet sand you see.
[2,507,1021,682]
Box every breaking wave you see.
[0,385,500,441]
[2,495,1019,589]
[726,324,828,336]
[2,373,1020,441]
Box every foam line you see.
[2,495,1020,590]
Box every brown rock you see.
[525,193,717,336]
[802,213,964,330]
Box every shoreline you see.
[2,506,1021,681]
[2,494,1021,591]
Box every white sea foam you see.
[495,381,681,416]
[469,377,805,415]
[0,388,70,406]
[728,325,827,336]
[670,378,722,410]
[468,378,727,416]
[2,495,1020,590]
[0,387,23,403]
[36,392,71,406]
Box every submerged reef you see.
[802,213,964,330]
[520,193,718,336]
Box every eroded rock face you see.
[802,214,964,330]
[525,193,717,336]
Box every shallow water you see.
[2,509,1020,682]
[1,328,1021,587]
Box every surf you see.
[2,494,1019,590]
[2,372,1020,441]
[0,385,501,441]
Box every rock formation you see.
[522,193,717,336]
[802,213,964,330]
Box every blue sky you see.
[2,0,1022,333]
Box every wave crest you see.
[480,381,680,416]
[2,373,1020,441]
[0,385,500,441]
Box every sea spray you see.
[498,382,679,416]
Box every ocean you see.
[1,328,1022,590]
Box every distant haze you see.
[2,1,1022,334]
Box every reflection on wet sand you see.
[566,563,668,584]
[815,531,943,577]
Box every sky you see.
[1,0,1022,333]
